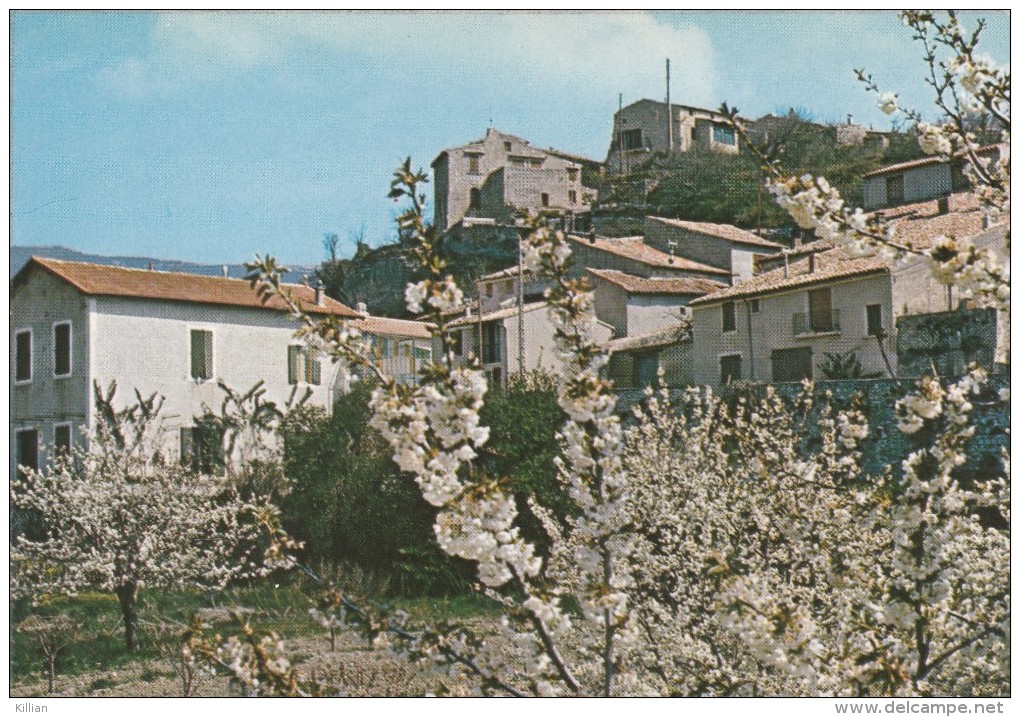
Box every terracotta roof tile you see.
[689,249,889,306]
[862,145,1000,179]
[606,324,691,353]
[24,257,362,319]
[587,268,726,295]
[446,301,547,328]
[353,315,434,340]
[647,216,783,249]
[566,234,730,275]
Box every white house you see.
[10,257,366,477]
[687,222,1008,387]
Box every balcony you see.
[793,309,841,336]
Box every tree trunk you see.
[117,582,140,651]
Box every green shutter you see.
[191,330,212,380]
[288,346,300,384]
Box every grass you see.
[10,573,500,693]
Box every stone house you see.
[644,216,784,282]
[587,268,724,339]
[566,232,731,282]
[606,99,740,173]
[687,223,1008,387]
[432,128,596,235]
[10,258,396,476]
[606,323,692,390]
[861,145,1002,211]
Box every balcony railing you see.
[793,309,841,336]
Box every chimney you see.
[355,301,369,316]
[303,274,310,287]
[221,265,229,278]
[314,279,325,306]
[793,230,802,249]
[847,113,853,125]
[783,249,790,278]
[809,253,817,273]
[148,262,155,271]
[937,196,950,215]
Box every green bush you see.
[279,382,472,596]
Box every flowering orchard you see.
[231,12,1012,696]
[10,383,284,652]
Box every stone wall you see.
[616,375,1009,484]
[896,308,1000,378]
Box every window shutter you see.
[54,324,71,376]
[191,330,212,380]
[288,346,300,384]
[307,354,321,385]
[180,427,194,470]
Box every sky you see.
[10,10,1010,266]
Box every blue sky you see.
[11,10,1009,265]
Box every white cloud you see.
[96,11,718,106]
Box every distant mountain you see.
[10,245,318,285]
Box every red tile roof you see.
[689,249,890,306]
[587,268,726,296]
[606,324,691,353]
[21,257,362,318]
[567,234,730,275]
[353,315,434,340]
[647,216,783,249]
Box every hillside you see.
[10,245,317,285]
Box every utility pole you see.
[666,59,673,153]
[618,93,626,174]
[517,230,525,378]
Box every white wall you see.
[89,296,340,457]
[691,273,898,386]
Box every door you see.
[772,347,813,382]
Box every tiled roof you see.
[689,249,889,306]
[606,323,691,353]
[862,145,1000,178]
[566,234,729,275]
[353,315,434,340]
[22,257,362,318]
[587,268,726,295]
[479,264,525,281]
[446,301,547,328]
[647,217,783,249]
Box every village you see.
[11,99,1010,477]
[9,10,1010,702]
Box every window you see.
[772,347,813,382]
[712,123,736,146]
[867,304,884,337]
[451,330,464,357]
[720,355,742,385]
[482,322,502,365]
[190,329,213,380]
[467,154,481,174]
[722,302,736,332]
[750,299,761,314]
[469,188,481,210]
[634,353,659,388]
[541,193,550,207]
[886,174,905,205]
[622,128,643,150]
[288,345,322,385]
[16,429,39,474]
[485,283,494,298]
[808,288,834,332]
[53,322,71,378]
[54,424,72,455]
[180,425,225,475]
[503,141,512,152]
[15,329,32,383]
[569,190,577,204]
[567,167,579,181]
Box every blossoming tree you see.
[229,10,1008,696]
[10,384,282,651]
